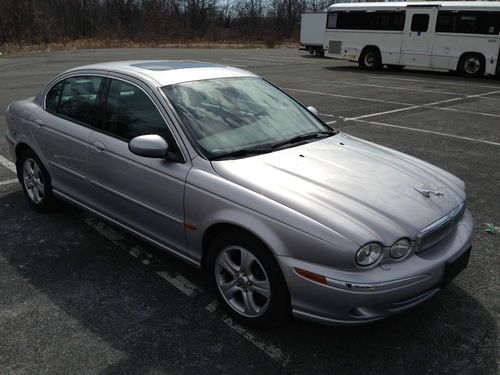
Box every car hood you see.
[211,133,465,246]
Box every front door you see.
[86,77,190,254]
[401,9,436,66]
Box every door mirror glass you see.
[129,134,169,158]
[307,106,319,117]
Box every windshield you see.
[161,77,334,159]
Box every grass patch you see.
[0,38,300,56]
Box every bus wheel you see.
[359,48,382,70]
[458,54,485,78]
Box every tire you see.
[207,230,290,329]
[458,54,485,78]
[359,48,382,70]
[315,49,324,57]
[18,149,59,212]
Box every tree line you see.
[0,0,332,46]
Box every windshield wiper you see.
[271,130,335,149]
[210,146,273,160]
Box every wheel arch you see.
[201,222,280,273]
[14,142,47,181]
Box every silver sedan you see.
[4,61,474,328]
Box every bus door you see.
[401,8,436,66]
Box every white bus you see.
[324,1,500,77]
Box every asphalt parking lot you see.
[0,48,498,374]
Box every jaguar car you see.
[4,61,474,328]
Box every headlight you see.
[390,238,411,259]
[355,243,383,266]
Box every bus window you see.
[327,10,405,31]
[411,14,430,32]
[436,11,500,35]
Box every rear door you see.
[85,76,190,254]
[401,8,437,66]
[32,74,105,202]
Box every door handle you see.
[91,141,106,152]
[34,119,45,129]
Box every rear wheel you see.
[315,48,324,57]
[207,230,290,329]
[359,48,382,70]
[18,150,58,212]
[458,54,485,78]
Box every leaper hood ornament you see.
[414,187,444,198]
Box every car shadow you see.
[0,190,497,374]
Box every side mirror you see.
[307,106,319,117]
[129,134,169,158]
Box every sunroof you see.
[131,61,220,71]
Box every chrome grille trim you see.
[416,202,466,252]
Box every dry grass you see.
[0,38,300,56]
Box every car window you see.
[411,14,429,32]
[46,76,104,126]
[162,77,332,158]
[102,79,170,141]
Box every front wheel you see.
[208,230,290,329]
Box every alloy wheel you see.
[215,246,271,317]
[23,157,45,203]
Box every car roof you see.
[66,60,257,86]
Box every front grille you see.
[328,40,342,55]
[416,203,465,252]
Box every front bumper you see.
[278,209,474,325]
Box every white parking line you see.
[156,271,200,297]
[0,178,18,186]
[286,85,500,121]
[0,154,16,173]
[367,73,500,90]
[345,89,500,121]
[326,79,465,96]
[350,118,500,146]
[222,315,291,366]
[282,87,414,106]
[84,216,291,366]
[204,300,290,366]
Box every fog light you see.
[390,238,411,259]
[355,243,383,266]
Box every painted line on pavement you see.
[350,118,500,146]
[0,155,16,173]
[83,215,290,366]
[203,301,290,366]
[345,89,500,121]
[156,271,200,297]
[367,73,500,90]
[283,87,414,106]
[0,178,18,186]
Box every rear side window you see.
[411,14,429,32]
[46,76,104,126]
[327,11,405,31]
[436,11,500,35]
[102,79,170,141]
